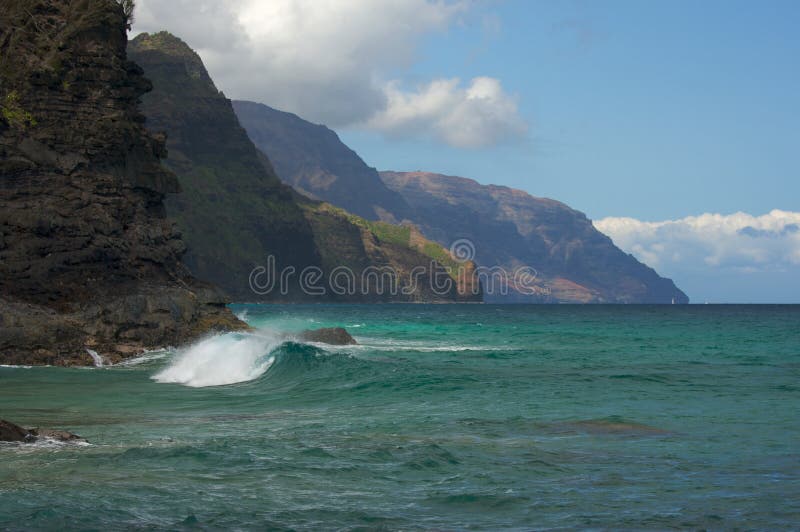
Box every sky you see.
[132,0,800,302]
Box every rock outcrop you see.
[0,1,246,366]
[30,427,87,442]
[128,32,480,303]
[298,327,357,345]
[0,419,33,442]
[0,419,85,443]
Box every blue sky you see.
[133,0,799,302]
[340,0,799,221]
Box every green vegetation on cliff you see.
[381,171,689,303]
[1,91,37,129]
[305,203,467,283]
[232,94,687,303]
[129,32,480,302]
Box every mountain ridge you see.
[381,171,688,303]
[233,100,687,303]
[129,32,480,303]
[233,100,412,222]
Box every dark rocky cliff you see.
[128,31,322,300]
[0,1,245,366]
[128,32,480,303]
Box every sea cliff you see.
[129,31,480,303]
[233,101,687,303]
[0,1,245,365]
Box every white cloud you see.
[367,76,528,148]
[131,0,528,147]
[132,1,248,53]
[594,210,800,273]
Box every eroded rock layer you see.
[0,1,245,365]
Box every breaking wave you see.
[152,331,281,388]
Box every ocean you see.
[1,304,798,529]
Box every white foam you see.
[115,350,169,367]
[0,438,93,452]
[152,331,279,387]
[86,349,104,367]
[349,338,518,352]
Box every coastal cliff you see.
[231,99,686,303]
[381,171,689,303]
[129,32,480,302]
[0,1,245,366]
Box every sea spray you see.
[115,350,169,367]
[153,331,280,387]
[86,349,104,367]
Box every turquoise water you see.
[1,304,799,529]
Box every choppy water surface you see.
[1,305,799,529]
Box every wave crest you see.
[152,331,280,387]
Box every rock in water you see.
[0,419,33,442]
[0,419,86,443]
[30,428,86,443]
[0,1,247,366]
[299,327,357,345]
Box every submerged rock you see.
[0,419,34,443]
[299,327,357,345]
[554,418,671,437]
[30,428,87,443]
[0,419,85,443]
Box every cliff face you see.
[0,1,245,366]
[128,32,322,300]
[227,99,686,302]
[301,203,481,302]
[128,32,479,303]
[381,172,689,303]
[233,100,412,222]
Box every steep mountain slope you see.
[128,32,320,300]
[0,1,245,366]
[233,100,411,222]
[301,203,480,302]
[381,172,689,303]
[228,99,687,302]
[128,32,479,302]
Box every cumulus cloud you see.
[594,210,800,273]
[367,77,527,148]
[132,0,527,147]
